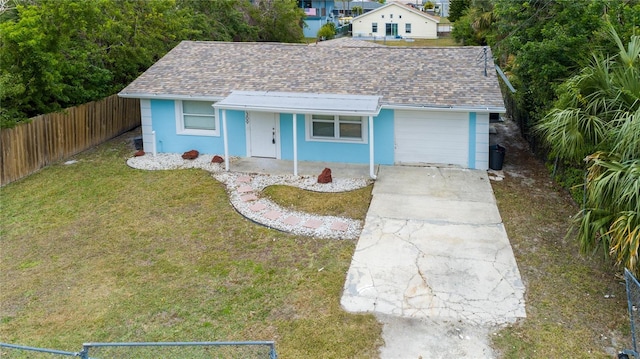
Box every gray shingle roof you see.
[120,41,505,110]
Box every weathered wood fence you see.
[1,95,140,185]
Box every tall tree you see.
[536,28,640,274]
[177,0,257,42]
[0,0,310,128]
[448,0,470,22]
[250,0,304,43]
[451,0,494,45]
[1,0,112,125]
[490,0,611,137]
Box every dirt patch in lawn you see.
[489,120,631,357]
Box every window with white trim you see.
[307,114,367,143]
[175,100,219,136]
[406,23,412,33]
[372,22,378,33]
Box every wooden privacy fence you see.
[1,95,140,185]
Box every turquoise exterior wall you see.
[147,99,490,170]
[278,109,394,165]
[225,110,247,156]
[373,109,395,165]
[150,100,246,156]
[468,112,477,169]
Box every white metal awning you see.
[214,91,382,116]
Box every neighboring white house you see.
[351,2,439,39]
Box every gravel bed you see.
[127,154,369,239]
[127,153,224,172]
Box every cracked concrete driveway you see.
[341,166,526,357]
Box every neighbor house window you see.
[372,22,378,33]
[176,100,219,136]
[307,114,367,143]
[406,23,412,33]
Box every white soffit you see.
[214,91,382,116]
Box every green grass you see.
[489,122,630,358]
[378,37,460,47]
[2,123,631,358]
[262,185,373,219]
[0,131,382,358]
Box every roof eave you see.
[214,103,382,117]
[117,92,225,102]
[383,104,506,114]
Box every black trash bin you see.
[489,144,505,170]
[133,136,143,150]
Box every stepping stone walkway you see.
[126,154,369,240]
[213,172,364,239]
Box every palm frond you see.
[611,108,640,160]
[575,155,640,271]
[608,211,640,270]
[536,108,607,162]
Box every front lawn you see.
[2,122,632,358]
[0,130,382,358]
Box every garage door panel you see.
[395,111,468,166]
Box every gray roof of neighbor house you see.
[353,2,441,23]
[119,41,505,111]
[334,1,383,11]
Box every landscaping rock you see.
[317,168,332,184]
[212,155,224,163]
[182,149,199,160]
[134,150,145,157]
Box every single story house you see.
[118,41,505,178]
[351,2,440,39]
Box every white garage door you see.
[395,111,469,166]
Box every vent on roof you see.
[476,47,489,77]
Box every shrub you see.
[317,23,336,40]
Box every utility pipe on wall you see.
[293,113,298,176]
[222,109,229,171]
[368,115,376,180]
[152,131,157,156]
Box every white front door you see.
[248,112,277,158]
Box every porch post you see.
[368,115,376,180]
[222,109,229,171]
[293,113,298,176]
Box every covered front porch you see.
[230,157,377,179]
[214,91,382,179]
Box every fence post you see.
[79,344,90,359]
[269,342,278,359]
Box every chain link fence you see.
[621,268,640,358]
[0,341,277,359]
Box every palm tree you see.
[536,27,640,274]
[579,153,640,270]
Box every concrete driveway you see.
[340,166,526,357]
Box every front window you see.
[307,114,367,142]
[372,22,378,33]
[176,100,219,136]
[406,23,412,34]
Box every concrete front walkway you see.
[340,166,526,357]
